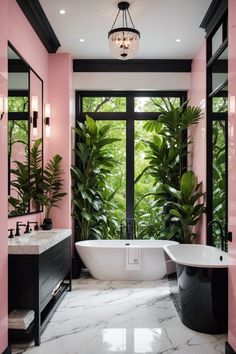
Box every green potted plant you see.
[38,154,67,230]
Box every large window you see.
[206,11,228,250]
[76,92,186,239]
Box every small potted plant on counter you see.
[38,154,67,230]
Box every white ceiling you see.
[39,0,211,60]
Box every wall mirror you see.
[8,43,43,217]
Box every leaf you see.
[81,211,92,221]
[180,171,195,200]
[86,115,97,137]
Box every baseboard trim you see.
[226,342,236,354]
[2,345,11,354]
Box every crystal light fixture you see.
[108,1,140,60]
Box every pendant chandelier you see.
[108,1,140,60]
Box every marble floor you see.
[12,272,226,354]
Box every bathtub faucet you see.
[120,223,124,239]
[120,219,136,239]
[126,219,136,239]
[207,220,226,251]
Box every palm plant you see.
[38,154,67,219]
[137,100,202,188]
[71,115,120,241]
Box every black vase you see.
[72,256,82,279]
[41,218,52,230]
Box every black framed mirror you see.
[8,43,43,217]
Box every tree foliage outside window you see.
[212,96,227,248]
[82,97,126,112]
[8,96,28,113]
[79,95,194,240]
[8,96,29,215]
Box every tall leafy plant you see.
[135,100,203,241]
[71,115,120,241]
[137,100,202,189]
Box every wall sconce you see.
[44,103,51,138]
[31,96,38,137]
[0,96,8,120]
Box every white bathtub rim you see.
[164,244,228,268]
[76,239,179,249]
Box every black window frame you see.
[206,9,228,248]
[76,90,187,225]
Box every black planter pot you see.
[72,256,82,279]
[41,218,52,230]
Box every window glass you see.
[8,96,28,112]
[211,47,227,93]
[82,97,126,112]
[134,97,180,112]
[212,24,223,56]
[212,96,228,113]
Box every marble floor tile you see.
[11,272,226,354]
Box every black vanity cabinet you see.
[8,235,71,345]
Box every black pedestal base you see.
[169,265,228,334]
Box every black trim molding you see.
[8,59,29,73]
[226,342,236,354]
[73,59,192,73]
[2,345,12,354]
[16,0,60,53]
[200,0,228,35]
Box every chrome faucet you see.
[207,220,225,251]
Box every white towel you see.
[125,245,141,271]
[9,310,34,330]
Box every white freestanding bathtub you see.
[75,239,178,281]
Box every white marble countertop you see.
[8,229,72,255]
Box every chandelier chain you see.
[111,9,121,30]
[127,9,135,29]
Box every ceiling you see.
[39,0,212,60]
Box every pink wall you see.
[8,0,48,85]
[228,0,236,350]
[7,0,49,230]
[48,53,74,229]
[189,43,207,244]
[0,2,74,352]
[0,0,9,351]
